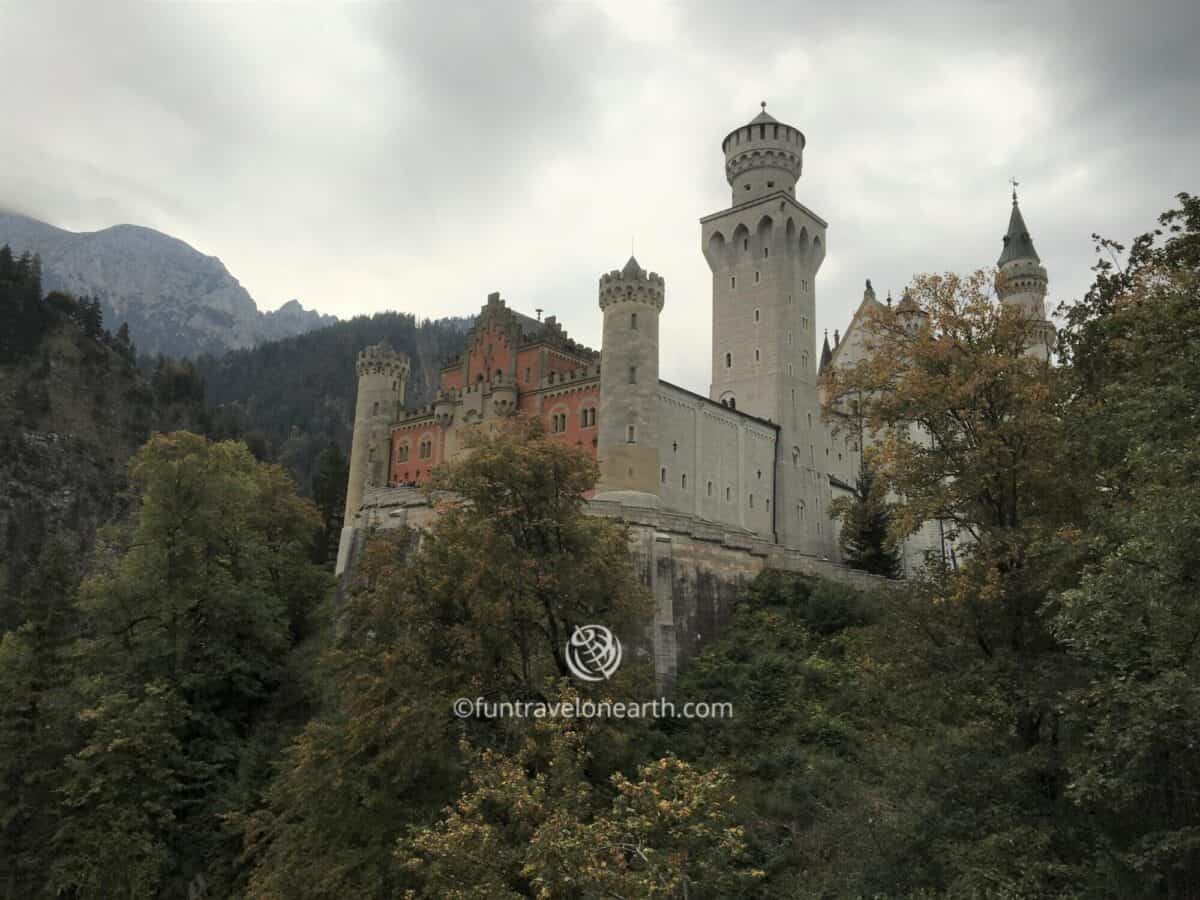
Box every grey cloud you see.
[0,0,1196,394]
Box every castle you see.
[335,106,1054,678]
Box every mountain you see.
[0,212,336,358]
[197,311,473,493]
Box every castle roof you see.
[749,108,778,125]
[621,255,645,278]
[895,289,923,315]
[819,332,833,374]
[998,197,1041,266]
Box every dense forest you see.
[0,194,1197,898]
[194,311,473,492]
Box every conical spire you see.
[621,255,645,278]
[819,330,833,373]
[998,195,1041,266]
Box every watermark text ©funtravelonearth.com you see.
[453,697,734,720]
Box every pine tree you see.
[310,444,348,565]
[835,465,901,577]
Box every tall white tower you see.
[995,189,1055,361]
[596,256,665,500]
[701,105,829,552]
[341,342,408,528]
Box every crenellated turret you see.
[721,102,805,205]
[596,256,664,500]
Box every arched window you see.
[661,467,667,484]
[707,481,713,497]
[681,474,687,489]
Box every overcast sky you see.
[2,1,1197,390]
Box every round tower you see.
[995,190,1055,360]
[342,342,409,529]
[721,102,805,204]
[596,256,664,500]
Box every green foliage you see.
[832,465,902,578]
[310,443,348,565]
[401,712,758,899]
[240,417,651,897]
[0,431,329,898]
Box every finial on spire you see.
[866,278,872,290]
[761,100,767,112]
[1010,176,1020,205]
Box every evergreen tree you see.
[833,465,901,577]
[310,443,348,565]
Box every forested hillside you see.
[0,245,208,594]
[195,311,472,491]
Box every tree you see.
[832,464,901,578]
[1049,193,1200,897]
[400,710,758,900]
[240,415,651,898]
[310,443,349,565]
[43,432,327,898]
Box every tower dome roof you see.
[998,197,1041,266]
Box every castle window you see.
[631,312,638,330]
[749,494,754,509]
[661,467,667,484]
[807,412,812,428]
[725,352,732,369]
[726,486,731,502]
[754,271,760,283]
[673,441,678,453]
[626,424,636,443]
[763,246,770,257]
[744,184,751,191]
[681,474,687,489]
[368,448,374,462]
[787,331,792,345]
[398,444,409,463]
[372,402,379,415]
[628,366,637,384]
[755,348,760,362]
[729,397,736,410]
[788,364,794,377]
[525,367,531,382]
[767,181,775,189]
[798,501,805,521]
[792,447,800,468]
[581,407,596,428]
[759,124,766,139]
[757,469,762,480]
[730,276,736,289]
[743,238,749,251]
[754,308,760,322]
[707,481,713,497]
[787,294,792,305]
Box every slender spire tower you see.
[995,183,1055,360]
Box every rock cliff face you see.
[0,212,335,358]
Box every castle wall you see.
[338,484,891,687]
[654,381,777,539]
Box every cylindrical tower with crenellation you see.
[596,256,665,499]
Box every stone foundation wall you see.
[338,486,890,687]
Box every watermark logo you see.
[565,624,622,682]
